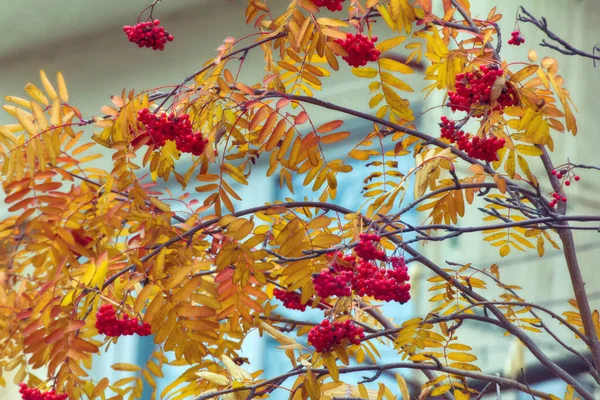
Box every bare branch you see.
[518,7,600,63]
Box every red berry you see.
[334,33,381,67]
[551,170,557,175]
[565,180,571,186]
[313,0,345,11]
[438,117,504,162]
[556,173,562,179]
[447,65,517,116]
[508,30,525,46]
[136,108,208,156]
[95,304,152,338]
[574,175,580,181]
[123,19,173,50]
[308,319,364,352]
[19,383,68,400]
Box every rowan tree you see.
[0,0,599,399]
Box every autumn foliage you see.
[0,0,598,400]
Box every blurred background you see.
[0,0,599,398]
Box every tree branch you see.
[192,362,552,400]
[517,7,600,63]
[537,146,600,374]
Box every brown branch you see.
[537,146,600,374]
[58,167,188,224]
[100,201,356,290]
[400,244,595,399]
[154,31,287,111]
[450,0,500,62]
[255,90,489,171]
[191,362,552,400]
[518,7,600,63]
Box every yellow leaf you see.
[499,244,510,257]
[92,377,109,398]
[352,67,378,78]
[395,373,410,399]
[380,71,413,92]
[510,233,535,249]
[515,144,543,156]
[321,28,346,40]
[57,72,68,102]
[24,83,49,106]
[322,352,339,381]
[316,18,348,27]
[510,65,538,83]
[376,36,407,53]
[447,343,472,351]
[16,108,38,137]
[381,84,410,115]
[39,70,58,100]
[430,384,452,397]
[222,355,253,382]
[112,363,141,372]
[378,57,414,74]
[196,372,230,386]
[260,322,297,345]
[447,352,477,362]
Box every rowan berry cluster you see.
[95,304,151,337]
[123,20,174,51]
[448,65,518,114]
[548,168,580,208]
[508,30,525,46]
[71,228,93,257]
[273,289,307,311]
[312,267,354,298]
[311,236,411,303]
[307,319,364,353]
[273,289,328,311]
[18,383,67,400]
[353,257,411,303]
[313,0,345,12]
[439,116,505,162]
[137,108,208,156]
[354,233,387,261]
[334,33,381,67]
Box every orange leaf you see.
[317,120,343,134]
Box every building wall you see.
[1,0,599,398]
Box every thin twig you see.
[518,7,600,63]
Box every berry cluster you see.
[353,257,411,303]
[311,236,411,303]
[71,228,93,257]
[334,34,381,67]
[508,30,525,46]
[354,233,387,261]
[548,168,580,208]
[273,289,308,311]
[137,108,208,156]
[307,319,364,353]
[19,384,67,400]
[312,267,354,298]
[273,289,328,311]
[313,0,345,11]
[448,65,518,115]
[95,304,151,337]
[440,116,505,162]
[123,20,174,51]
